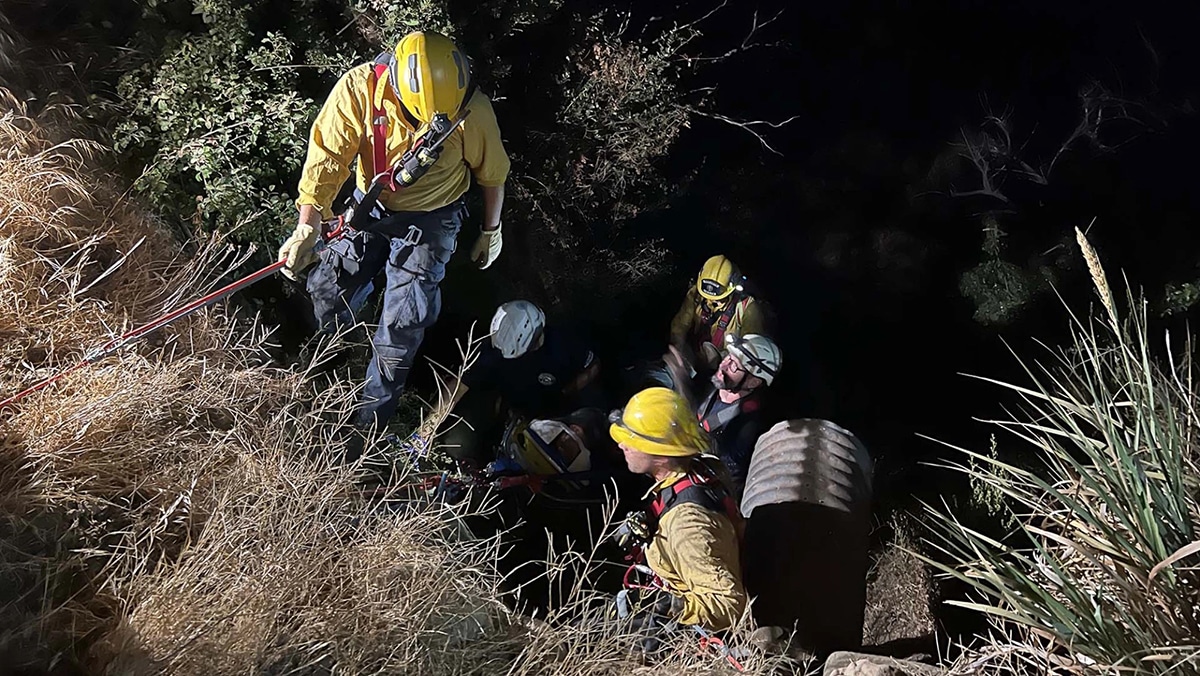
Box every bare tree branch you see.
[679,105,801,155]
[674,0,730,36]
[677,7,786,67]
[950,128,1011,203]
[1044,80,1158,177]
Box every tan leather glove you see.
[278,222,318,281]
[470,224,503,270]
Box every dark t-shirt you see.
[463,326,596,417]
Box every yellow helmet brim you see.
[609,422,701,457]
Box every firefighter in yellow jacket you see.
[277,31,510,433]
[669,255,767,373]
[609,387,747,634]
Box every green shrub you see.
[347,0,455,46]
[114,0,357,245]
[923,229,1200,672]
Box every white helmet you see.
[724,333,782,385]
[490,300,546,359]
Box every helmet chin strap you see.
[704,298,729,313]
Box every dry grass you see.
[0,90,813,675]
[0,89,522,674]
[948,624,1107,675]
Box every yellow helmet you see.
[609,387,709,457]
[391,31,472,124]
[696,255,743,303]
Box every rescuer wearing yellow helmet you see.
[668,255,768,374]
[608,387,747,634]
[278,31,510,437]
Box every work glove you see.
[663,345,694,389]
[613,510,652,550]
[278,222,319,281]
[633,590,685,630]
[470,224,503,270]
[618,587,685,630]
[484,456,524,479]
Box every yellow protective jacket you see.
[644,471,747,630]
[669,288,766,352]
[296,62,511,220]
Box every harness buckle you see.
[401,224,423,247]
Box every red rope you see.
[694,627,746,672]
[0,260,287,411]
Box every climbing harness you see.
[622,562,665,591]
[697,388,760,433]
[649,472,742,536]
[614,563,668,630]
[615,468,741,562]
[696,293,752,347]
[617,556,747,673]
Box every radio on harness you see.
[336,107,471,237]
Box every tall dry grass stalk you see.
[1075,223,1118,330]
[923,228,1200,674]
[0,92,801,674]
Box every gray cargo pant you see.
[306,198,465,431]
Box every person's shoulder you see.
[740,292,765,310]
[336,62,374,88]
[465,89,495,109]
[661,499,733,536]
[463,90,501,126]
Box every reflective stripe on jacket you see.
[297,63,511,219]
